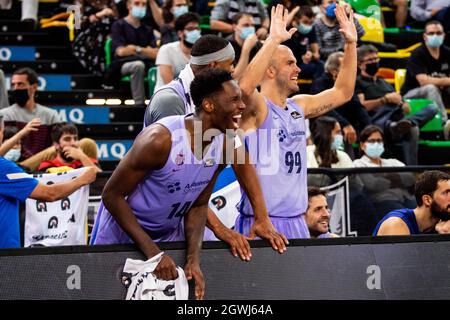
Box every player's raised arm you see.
[293,5,357,119]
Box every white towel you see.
[122,252,189,300]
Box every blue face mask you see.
[240,26,256,40]
[4,148,21,162]
[426,35,444,48]
[174,5,189,18]
[131,6,146,19]
[365,142,384,159]
[184,29,201,44]
[330,133,343,151]
[298,23,313,35]
[325,3,336,19]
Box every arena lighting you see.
[86,99,106,105]
[124,99,135,105]
[105,99,122,105]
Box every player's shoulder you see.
[378,216,410,235]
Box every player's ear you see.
[202,98,214,113]
[266,65,276,79]
[422,194,432,207]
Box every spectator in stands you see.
[161,0,190,45]
[401,21,450,137]
[73,0,119,76]
[354,125,416,218]
[21,0,38,29]
[306,186,338,238]
[284,5,324,80]
[0,119,41,163]
[0,69,8,109]
[227,13,262,80]
[37,122,101,173]
[0,68,61,163]
[155,12,201,89]
[313,0,365,60]
[0,115,97,248]
[210,0,270,39]
[307,116,354,168]
[356,44,439,165]
[108,0,159,106]
[373,170,450,236]
[312,52,371,157]
[380,0,408,28]
[144,35,235,125]
[410,0,450,31]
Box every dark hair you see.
[310,116,339,168]
[51,122,78,143]
[231,12,252,25]
[359,125,384,155]
[162,0,175,23]
[190,69,233,113]
[191,35,229,58]
[415,171,450,206]
[425,20,443,30]
[308,186,328,202]
[3,126,18,142]
[12,67,39,85]
[175,12,200,31]
[296,5,315,19]
[357,44,378,64]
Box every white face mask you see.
[4,148,21,162]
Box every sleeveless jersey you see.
[372,208,420,236]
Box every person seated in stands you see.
[306,186,338,238]
[227,13,262,80]
[401,21,450,138]
[161,0,190,45]
[210,0,270,39]
[354,125,416,219]
[284,5,324,80]
[109,0,159,106]
[312,52,372,158]
[37,122,101,173]
[313,0,365,60]
[0,115,97,248]
[307,116,354,168]
[0,68,61,166]
[379,0,408,28]
[410,0,450,31]
[155,12,201,90]
[373,170,450,236]
[356,44,438,165]
[0,119,41,163]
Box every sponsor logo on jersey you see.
[290,111,302,119]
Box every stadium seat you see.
[377,67,395,84]
[394,68,406,93]
[405,99,443,132]
[147,66,157,97]
[346,0,381,20]
[359,17,384,43]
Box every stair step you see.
[0,32,69,45]
[1,60,85,74]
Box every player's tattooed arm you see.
[303,103,334,118]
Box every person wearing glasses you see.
[401,21,450,139]
[356,44,438,165]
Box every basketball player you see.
[236,4,357,238]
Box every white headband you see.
[189,43,235,65]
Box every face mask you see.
[4,148,21,162]
[365,142,384,159]
[174,5,189,18]
[298,23,313,35]
[426,35,444,48]
[325,3,336,19]
[184,29,201,44]
[131,6,146,19]
[365,62,379,76]
[12,88,29,107]
[239,26,255,40]
[330,133,343,150]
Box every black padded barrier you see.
[1,235,450,300]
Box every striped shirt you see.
[211,0,268,28]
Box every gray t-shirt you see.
[144,88,186,125]
[0,103,60,124]
[155,41,190,90]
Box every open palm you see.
[336,4,358,43]
[269,4,297,43]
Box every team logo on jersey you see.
[204,158,215,167]
[48,216,58,229]
[166,181,181,193]
[290,111,302,119]
[36,200,48,212]
[211,196,227,210]
[163,284,175,297]
[61,197,71,210]
[277,129,287,142]
[175,153,185,166]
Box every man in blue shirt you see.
[373,170,450,236]
[0,115,97,248]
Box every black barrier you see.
[1,235,450,300]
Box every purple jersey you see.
[91,115,224,244]
[236,98,310,239]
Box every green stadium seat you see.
[345,0,381,20]
[405,99,442,132]
[147,66,158,97]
